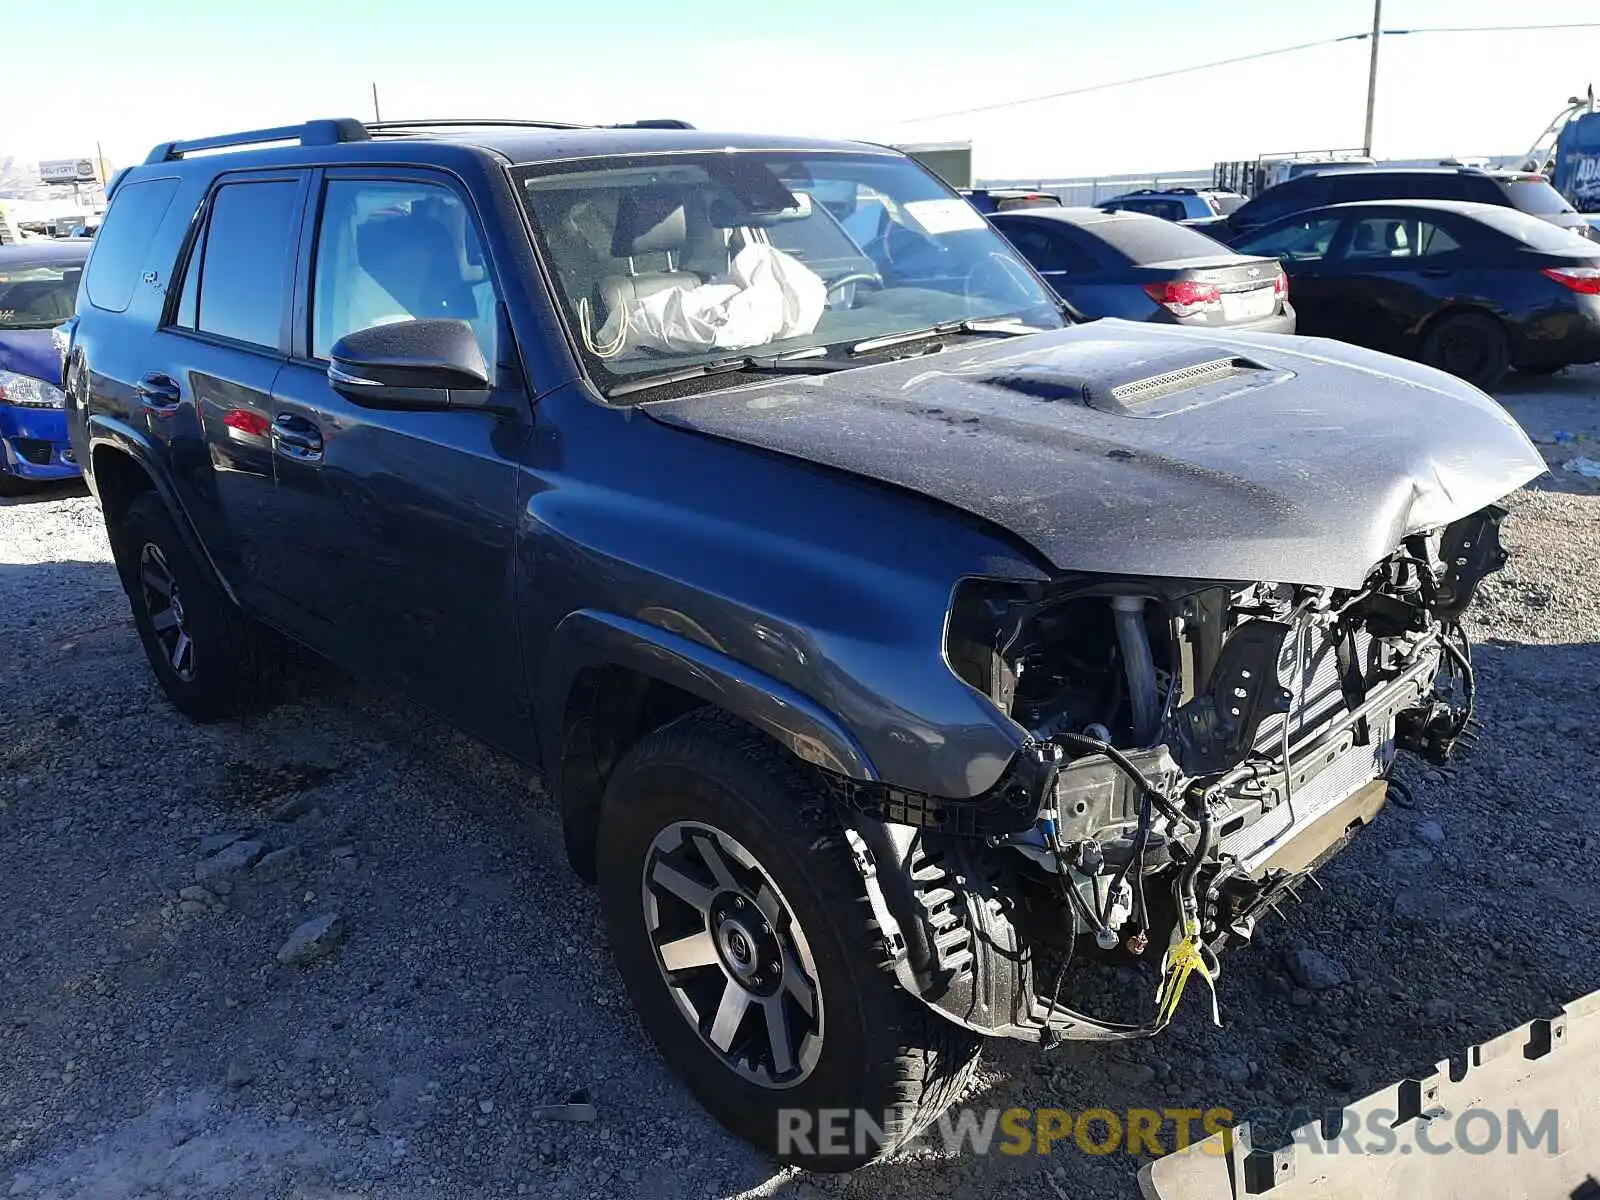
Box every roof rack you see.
[366,117,696,135]
[145,118,369,163]
[142,116,703,165]
[366,118,589,135]
[1114,187,1201,197]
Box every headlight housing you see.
[0,369,66,409]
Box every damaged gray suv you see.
[65,118,1544,1169]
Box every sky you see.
[2,0,1597,182]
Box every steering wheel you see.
[868,222,945,276]
[825,272,881,300]
[963,251,1041,310]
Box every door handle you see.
[135,372,181,410]
[270,412,324,461]
[1417,268,1453,279]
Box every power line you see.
[1384,22,1600,35]
[895,21,1600,124]
[896,36,1351,124]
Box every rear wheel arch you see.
[1415,306,1512,388]
[1412,302,1507,349]
[90,443,158,539]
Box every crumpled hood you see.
[644,322,1546,588]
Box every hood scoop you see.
[982,339,1284,418]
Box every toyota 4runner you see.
[63,117,1544,1169]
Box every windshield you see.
[0,263,80,330]
[515,151,1062,395]
[1501,178,1576,216]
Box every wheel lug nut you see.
[733,896,744,908]
[768,961,781,974]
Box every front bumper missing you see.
[837,644,1444,1045]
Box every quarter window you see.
[85,177,180,313]
[310,180,497,367]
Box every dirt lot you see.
[3,368,1599,1200]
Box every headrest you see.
[355,212,458,278]
[612,187,688,257]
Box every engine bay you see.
[839,503,1508,1042]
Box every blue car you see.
[1,240,89,493]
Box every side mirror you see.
[327,319,492,409]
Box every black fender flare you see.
[539,608,879,785]
[85,414,237,604]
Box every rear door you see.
[264,167,533,746]
[1323,210,1470,353]
[146,170,307,613]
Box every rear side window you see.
[1080,214,1230,264]
[173,180,300,349]
[85,177,180,312]
[1342,216,1463,260]
[996,220,1101,274]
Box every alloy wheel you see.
[640,820,823,1089]
[139,542,196,682]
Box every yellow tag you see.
[1154,935,1222,1029]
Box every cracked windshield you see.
[519,152,1063,389]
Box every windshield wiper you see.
[848,317,1040,357]
[606,349,848,399]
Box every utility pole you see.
[372,82,382,123]
[1362,0,1383,157]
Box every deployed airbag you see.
[599,243,826,355]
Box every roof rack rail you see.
[145,118,369,164]
[365,118,589,135]
[610,119,696,130]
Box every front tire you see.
[112,492,280,722]
[597,710,981,1170]
[1421,312,1509,389]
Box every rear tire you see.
[597,709,981,1170]
[112,492,280,722]
[1421,313,1509,390]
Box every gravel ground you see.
[3,367,1598,1200]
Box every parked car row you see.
[983,167,1600,389]
[56,115,1542,1168]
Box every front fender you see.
[539,607,879,785]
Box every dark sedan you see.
[1231,199,1600,388]
[989,207,1294,332]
